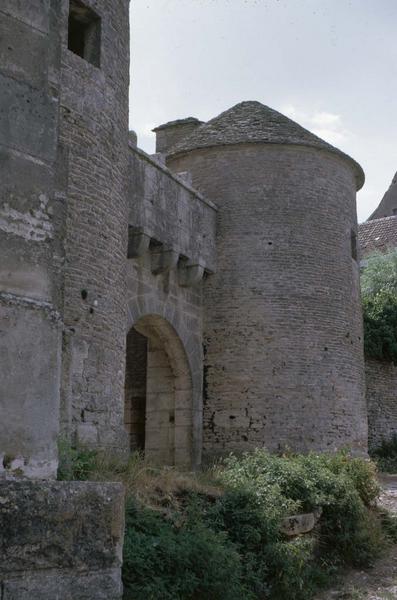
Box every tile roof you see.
[358,216,397,257]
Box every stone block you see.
[0,300,61,478]
[0,480,124,575]
[76,423,98,446]
[280,508,322,537]
[3,569,123,600]
[0,74,58,162]
[0,0,50,33]
[0,14,47,88]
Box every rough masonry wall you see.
[0,1,64,478]
[128,147,216,274]
[126,149,217,466]
[366,359,397,450]
[169,143,367,458]
[59,0,130,451]
[0,480,124,599]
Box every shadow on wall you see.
[124,314,194,468]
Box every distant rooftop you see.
[166,101,364,190]
[358,216,397,257]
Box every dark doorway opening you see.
[124,315,193,467]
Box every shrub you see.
[217,450,383,568]
[57,438,98,481]
[202,488,323,600]
[371,434,397,473]
[58,443,389,599]
[122,500,252,600]
[361,250,397,363]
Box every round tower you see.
[164,101,367,458]
[59,0,130,451]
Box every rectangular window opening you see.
[68,0,101,67]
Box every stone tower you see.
[59,0,130,451]
[0,2,64,478]
[160,101,368,458]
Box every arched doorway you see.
[124,315,193,467]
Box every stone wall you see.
[59,0,130,452]
[169,143,367,458]
[0,480,124,599]
[128,146,217,274]
[0,0,64,478]
[366,358,397,450]
[125,147,217,467]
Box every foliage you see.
[123,500,252,600]
[57,437,98,481]
[122,450,386,600]
[370,434,397,473]
[378,508,397,544]
[58,443,390,599]
[217,450,382,568]
[361,250,397,363]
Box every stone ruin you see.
[0,1,392,596]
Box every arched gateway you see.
[124,314,195,468]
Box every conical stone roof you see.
[167,101,364,190]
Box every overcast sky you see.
[129,0,396,223]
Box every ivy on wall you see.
[361,250,397,363]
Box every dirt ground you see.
[316,476,397,600]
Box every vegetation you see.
[58,444,397,600]
[371,434,397,474]
[361,250,397,363]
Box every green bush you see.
[371,434,397,473]
[217,450,382,568]
[201,488,324,599]
[56,443,389,599]
[122,450,386,600]
[57,438,98,481]
[123,500,252,600]
[361,251,397,363]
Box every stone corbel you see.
[127,227,151,259]
[178,261,205,287]
[151,247,179,275]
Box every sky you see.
[129,0,397,223]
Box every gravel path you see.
[315,476,397,600]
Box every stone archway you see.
[124,314,194,468]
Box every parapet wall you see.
[0,480,124,599]
[128,146,217,274]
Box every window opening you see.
[68,0,101,67]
